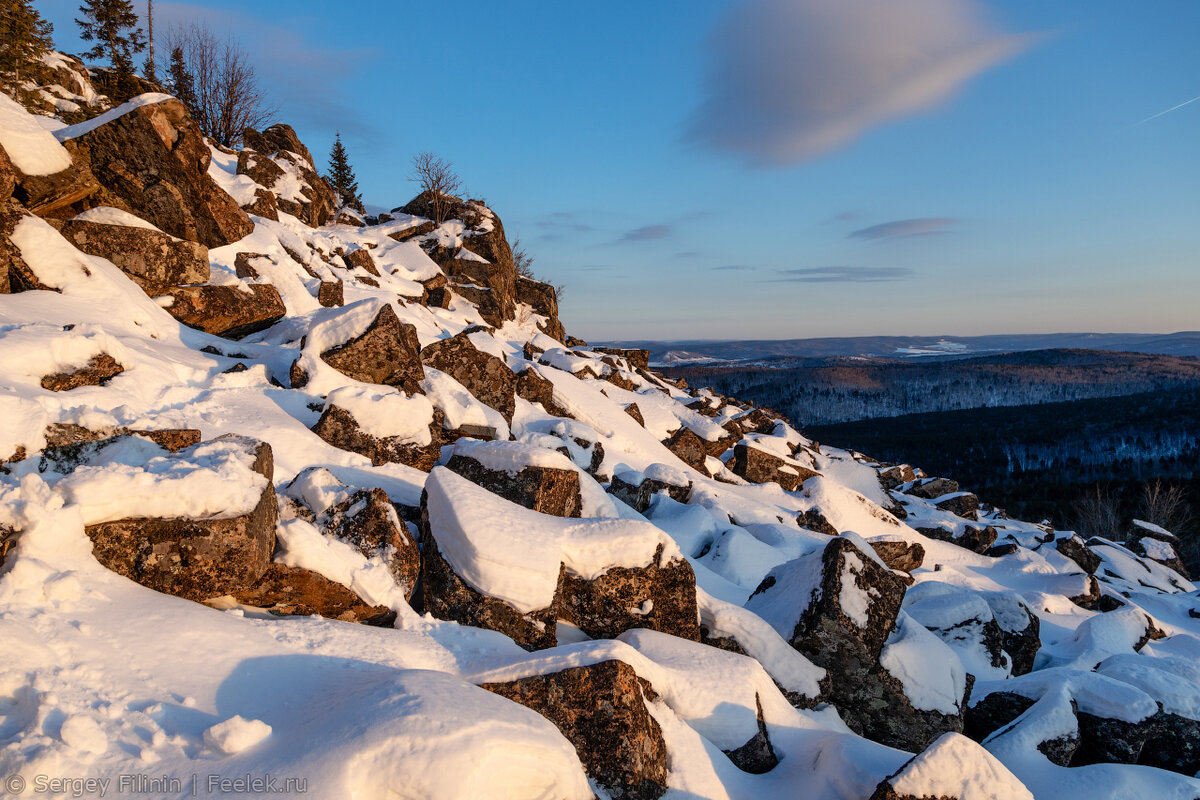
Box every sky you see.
[38,0,1200,342]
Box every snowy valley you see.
[1,53,1200,800]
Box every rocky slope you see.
[1,63,1199,800]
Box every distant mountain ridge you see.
[599,331,1200,366]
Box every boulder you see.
[624,403,645,426]
[59,212,209,294]
[878,464,916,490]
[305,304,424,394]
[730,443,818,491]
[515,367,571,417]
[607,469,691,513]
[747,535,906,666]
[445,442,582,518]
[869,538,925,574]
[40,354,124,391]
[164,284,285,339]
[723,696,778,774]
[41,424,201,466]
[481,660,668,800]
[559,543,701,642]
[904,477,959,500]
[419,491,559,650]
[662,427,708,472]
[319,488,421,599]
[1055,534,1101,574]
[387,220,437,242]
[1140,713,1200,775]
[963,691,1035,743]
[934,492,981,521]
[317,280,343,307]
[905,582,1010,679]
[312,404,441,471]
[242,187,279,220]
[421,332,516,422]
[230,563,394,624]
[60,96,252,247]
[515,275,565,341]
[84,440,277,602]
[343,246,378,275]
[981,592,1040,676]
[1127,521,1190,578]
[0,524,15,570]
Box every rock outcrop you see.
[164,284,286,339]
[60,96,253,246]
[421,332,516,422]
[59,210,209,294]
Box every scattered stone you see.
[482,660,668,800]
[230,563,393,624]
[343,246,378,275]
[40,354,124,391]
[904,477,959,500]
[723,695,778,774]
[799,508,838,536]
[1055,534,1101,574]
[934,492,981,521]
[164,284,286,339]
[918,525,998,555]
[607,470,691,513]
[593,347,650,370]
[986,542,1020,557]
[878,464,916,490]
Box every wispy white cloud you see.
[765,266,914,283]
[686,0,1035,165]
[849,218,957,240]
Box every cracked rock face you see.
[59,216,209,294]
[164,284,286,339]
[559,544,702,643]
[230,563,393,624]
[482,660,669,800]
[421,332,517,423]
[312,304,425,394]
[319,487,421,600]
[445,453,582,518]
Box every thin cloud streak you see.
[764,266,915,283]
[1131,94,1200,127]
[618,224,672,243]
[849,218,957,240]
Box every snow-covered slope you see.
[2,77,1199,800]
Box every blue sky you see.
[39,0,1200,341]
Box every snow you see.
[451,438,576,473]
[0,92,74,175]
[879,612,967,715]
[53,93,176,141]
[889,733,1033,800]
[55,436,269,525]
[324,385,434,445]
[203,716,272,755]
[70,205,165,232]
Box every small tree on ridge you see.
[409,151,460,224]
[327,132,364,213]
[76,0,145,81]
[0,0,55,82]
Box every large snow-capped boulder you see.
[445,440,583,518]
[421,331,517,423]
[57,95,253,247]
[1126,519,1190,578]
[607,464,692,513]
[320,487,421,600]
[662,426,709,472]
[58,207,209,294]
[481,660,668,800]
[72,435,277,602]
[904,582,1011,680]
[163,284,286,339]
[311,386,440,471]
[421,468,698,648]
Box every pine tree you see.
[0,0,55,81]
[165,44,195,111]
[327,133,364,213]
[76,0,145,79]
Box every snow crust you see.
[0,92,73,175]
[53,93,175,140]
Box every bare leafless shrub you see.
[165,22,276,147]
[1068,484,1122,541]
[408,152,461,224]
